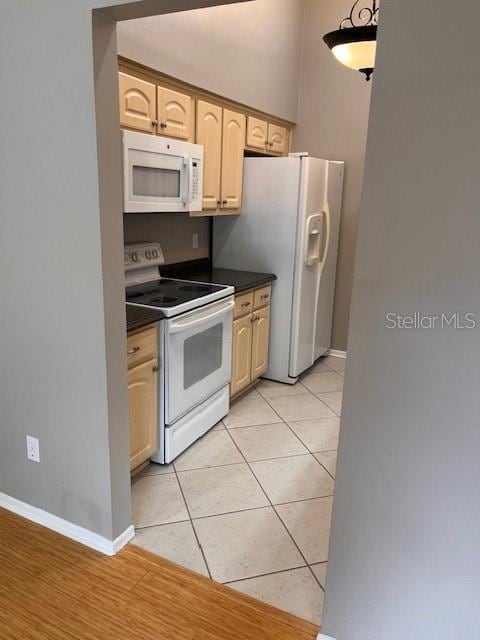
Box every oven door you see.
[164,298,234,424]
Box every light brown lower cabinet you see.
[127,326,158,471]
[231,315,253,397]
[251,306,270,380]
[231,285,271,398]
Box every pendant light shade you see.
[323,1,379,81]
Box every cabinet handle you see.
[222,200,228,206]
[217,200,221,206]
[241,302,251,308]
[153,364,159,373]
[127,346,140,355]
[160,122,167,129]
[151,119,158,126]
[261,294,269,300]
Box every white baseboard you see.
[317,634,337,640]
[0,491,134,556]
[328,349,347,359]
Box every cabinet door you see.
[119,72,157,133]
[251,306,270,381]
[267,123,288,155]
[128,358,158,471]
[157,86,193,140]
[196,100,222,210]
[246,116,268,151]
[221,109,246,210]
[231,314,253,397]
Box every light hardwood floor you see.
[0,508,318,639]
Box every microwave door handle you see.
[169,300,234,334]
[182,155,192,205]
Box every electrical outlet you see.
[26,435,40,463]
[192,233,199,249]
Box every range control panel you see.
[124,242,165,270]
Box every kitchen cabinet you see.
[196,102,245,213]
[231,315,253,397]
[251,306,270,380]
[119,72,157,133]
[231,285,272,398]
[246,116,268,151]
[246,116,288,155]
[220,109,246,210]
[127,326,158,471]
[267,123,288,155]
[157,85,193,141]
[196,100,223,210]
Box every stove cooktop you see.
[126,278,231,310]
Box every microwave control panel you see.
[191,161,200,203]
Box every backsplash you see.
[123,213,210,265]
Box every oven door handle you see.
[168,300,234,334]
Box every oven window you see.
[184,323,223,390]
[133,165,181,198]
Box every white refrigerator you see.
[213,154,344,384]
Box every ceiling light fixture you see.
[323,0,379,82]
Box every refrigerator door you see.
[314,161,344,359]
[289,157,329,378]
[213,157,302,383]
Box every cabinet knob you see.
[151,119,158,126]
[222,200,228,206]
[217,200,221,206]
[153,364,159,373]
[160,122,167,129]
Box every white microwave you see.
[122,130,203,213]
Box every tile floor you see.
[131,354,345,627]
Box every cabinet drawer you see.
[234,292,254,319]
[127,326,157,369]
[254,285,272,310]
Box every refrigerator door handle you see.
[318,203,331,274]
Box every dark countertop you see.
[126,304,164,333]
[161,261,276,294]
[126,262,276,332]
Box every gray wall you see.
[0,0,233,541]
[117,0,305,122]
[293,0,372,351]
[323,0,480,637]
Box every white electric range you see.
[125,242,234,463]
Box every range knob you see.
[152,249,159,259]
[145,250,152,260]
[131,252,139,263]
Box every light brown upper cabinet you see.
[195,103,245,213]
[157,86,194,141]
[221,109,246,210]
[246,116,288,155]
[196,100,223,210]
[119,72,157,133]
[246,116,268,151]
[267,123,288,155]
